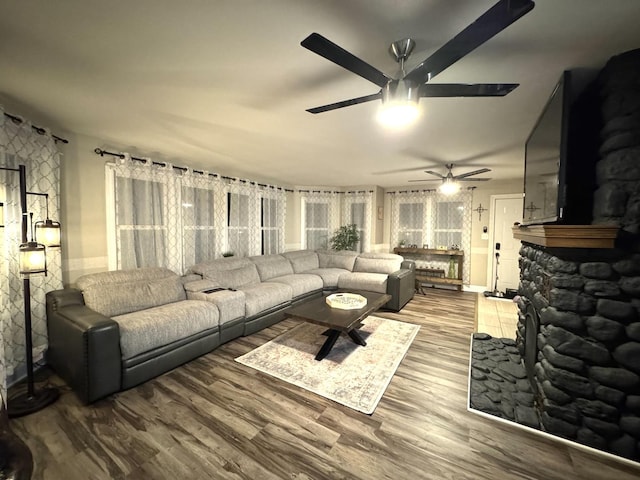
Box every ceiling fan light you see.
[377,102,420,128]
[439,179,461,195]
[378,80,420,128]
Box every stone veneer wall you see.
[516,245,640,461]
[593,48,640,234]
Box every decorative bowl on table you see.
[325,293,367,310]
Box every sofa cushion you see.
[305,268,351,289]
[316,249,358,271]
[281,250,319,273]
[239,283,292,318]
[353,253,403,275]
[77,267,186,318]
[112,300,219,359]
[266,274,323,298]
[191,257,261,289]
[338,272,388,294]
[250,254,294,281]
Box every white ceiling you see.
[1,1,640,188]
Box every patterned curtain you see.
[390,189,472,284]
[261,186,286,255]
[342,191,373,252]
[226,179,260,257]
[300,190,341,250]
[181,168,225,268]
[106,155,182,273]
[106,154,287,269]
[0,107,63,399]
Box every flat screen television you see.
[522,69,600,225]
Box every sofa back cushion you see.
[353,253,403,274]
[316,249,358,271]
[190,257,261,289]
[281,250,319,273]
[250,254,294,281]
[76,267,186,318]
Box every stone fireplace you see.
[516,245,640,460]
[513,48,640,462]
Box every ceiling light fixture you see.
[439,177,461,195]
[377,80,421,127]
[377,43,421,129]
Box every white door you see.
[488,195,523,292]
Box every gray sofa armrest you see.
[385,263,416,312]
[46,289,122,404]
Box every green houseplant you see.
[330,224,360,251]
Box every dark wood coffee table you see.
[284,291,391,361]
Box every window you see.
[390,190,471,283]
[341,191,372,252]
[115,176,167,269]
[227,192,251,257]
[182,185,216,266]
[434,200,464,248]
[398,202,425,247]
[107,159,286,271]
[349,202,366,252]
[304,201,330,249]
[261,197,280,255]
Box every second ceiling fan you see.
[301,0,535,119]
[410,164,492,194]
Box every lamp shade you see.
[19,241,47,275]
[377,79,421,129]
[439,178,461,195]
[35,219,61,247]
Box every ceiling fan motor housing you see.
[389,38,416,63]
[382,79,420,105]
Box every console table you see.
[393,247,464,291]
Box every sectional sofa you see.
[45,250,415,404]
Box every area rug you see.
[235,316,420,414]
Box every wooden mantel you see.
[512,225,619,249]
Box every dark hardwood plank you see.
[9,288,640,479]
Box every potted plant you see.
[330,224,360,251]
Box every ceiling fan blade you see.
[404,0,535,84]
[455,168,492,178]
[301,33,392,88]
[408,179,440,183]
[420,83,519,97]
[458,177,492,181]
[306,92,382,114]
[425,170,445,178]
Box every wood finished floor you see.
[11,289,640,479]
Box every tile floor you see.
[475,292,519,339]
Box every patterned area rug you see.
[236,316,420,414]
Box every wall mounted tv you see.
[522,69,600,225]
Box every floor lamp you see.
[0,164,60,418]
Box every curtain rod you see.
[297,189,374,194]
[386,186,475,194]
[94,147,293,192]
[3,112,68,144]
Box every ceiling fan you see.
[301,0,535,124]
[409,164,492,194]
